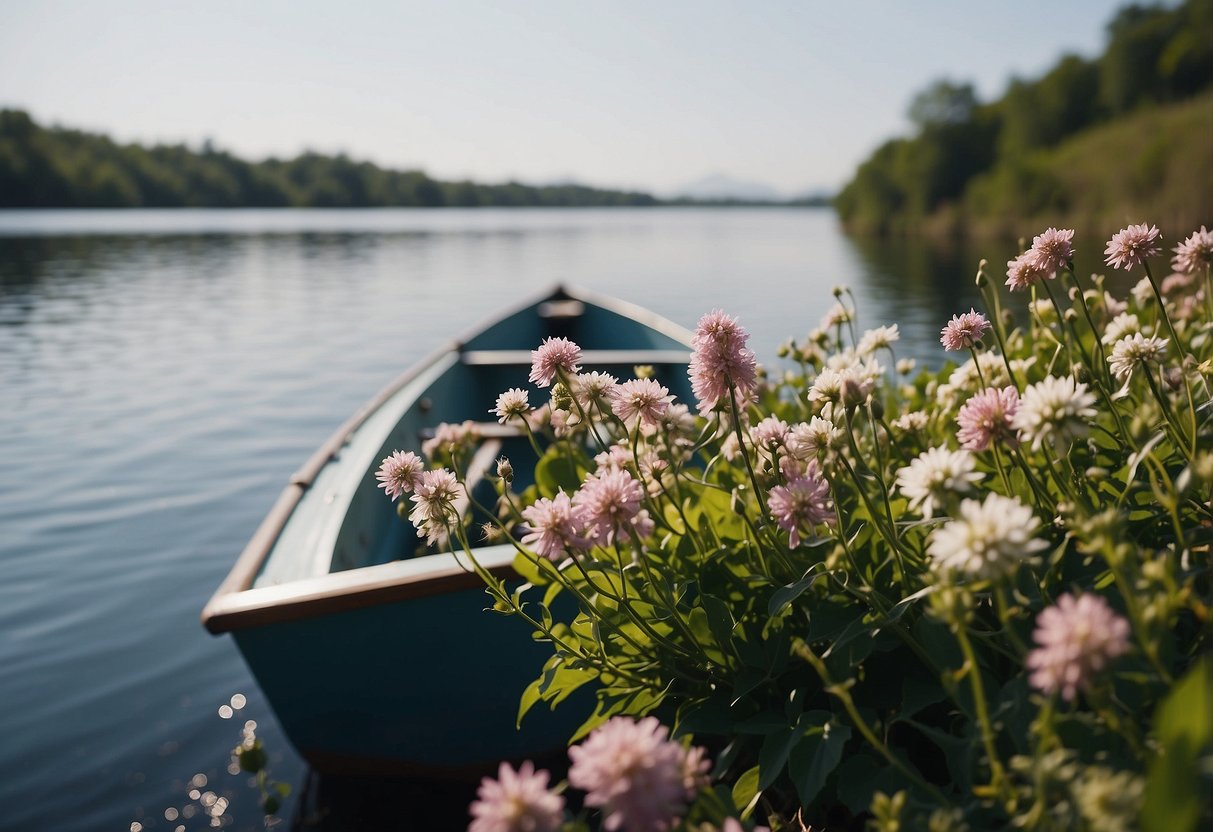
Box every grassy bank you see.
[954,90,1213,240]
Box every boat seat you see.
[459,349,689,367]
[538,299,585,320]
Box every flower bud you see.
[870,396,885,420]
[841,377,866,408]
[551,382,573,411]
[896,358,916,375]
[496,456,513,484]
[633,364,654,379]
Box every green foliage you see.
[1141,657,1213,832]
[836,0,1213,236]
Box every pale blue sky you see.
[1,1,1141,195]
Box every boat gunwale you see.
[201,284,692,635]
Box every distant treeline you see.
[0,111,668,209]
[836,0,1213,236]
[0,110,831,210]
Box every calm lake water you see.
[0,208,1005,831]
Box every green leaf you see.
[696,486,747,539]
[1141,656,1213,832]
[686,606,728,665]
[546,664,598,708]
[273,782,292,798]
[702,594,736,648]
[768,569,828,617]
[731,765,762,819]
[517,676,545,728]
[758,719,803,790]
[788,719,852,806]
[534,447,586,498]
[512,551,547,586]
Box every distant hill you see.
[674,173,786,203]
[835,0,1213,236]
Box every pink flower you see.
[1160,272,1194,295]
[573,470,653,546]
[722,821,771,832]
[940,309,992,351]
[568,717,708,832]
[768,461,833,547]
[1104,223,1161,270]
[1172,226,1213,275]
[422,420,479,459]
[688,309,758,415]
[1005,253,1053,291]
[468,761,565,832]
[1026,227,1075,274]
[611,378,673,428]
[375,450,424,501]
[573,371,619,411]
[956,386,1020,451]
[529,337,582,388]
[593,443,634,474]
[408,468,461,544]
[750,416,790,453]
[1026,593,1130,701]
[520,492,591,561]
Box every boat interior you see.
[250,289,694,589]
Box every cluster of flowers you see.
[375,222,1212,831]
[468,716,729,832]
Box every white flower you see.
[1100,313,1142,346]
[1030,299,1056,322]
[786,417,842,459]
[492,388,531,423]
[808,367,846,405]
[825,349,862,371]
[927,494,1047,580]
[857,324,900,356]
[1130,277,1154,307]
[896,358,917,375]
[1012,375,1098,451]
[895,447,983,519]
[1107,333,1168,381]
[820,302,851,328]
[892,410,929,431]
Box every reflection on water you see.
[0,208,1036,830]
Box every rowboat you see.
[202,286,694,775]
